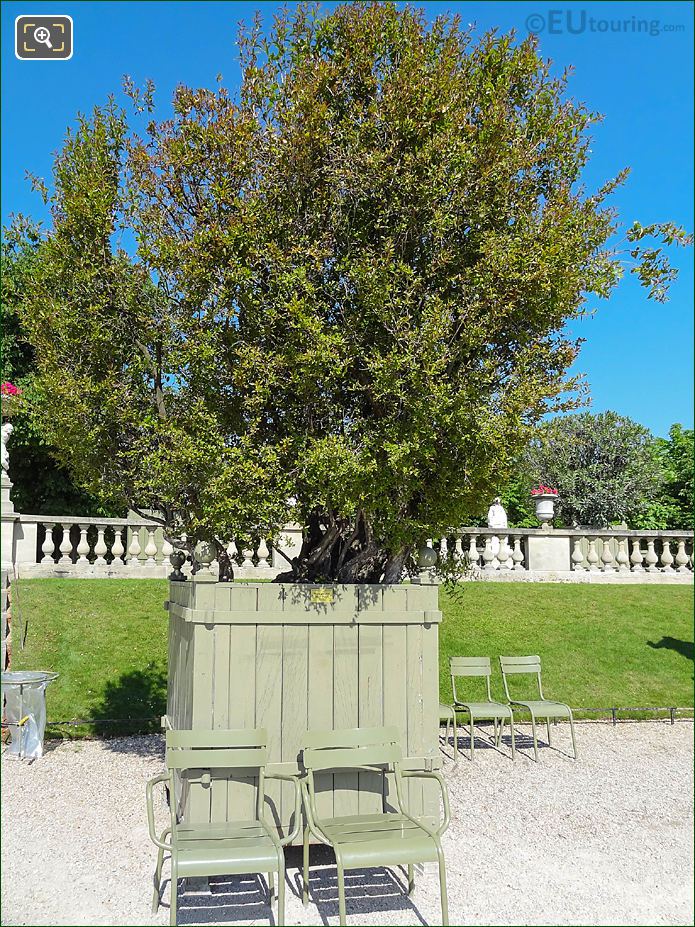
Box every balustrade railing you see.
[568,531,693,574]
[14,514,284,579]
[10,515,693,581]
[435,529,529,572]
[439,527,693,577]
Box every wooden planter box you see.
[164,578,442,841]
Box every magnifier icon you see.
[33,26,53,49]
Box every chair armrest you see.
[401,769,451,836]
[299,779,331,846]
[264,772,302,846]
[146,773,172,851]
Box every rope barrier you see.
[31,705,694,730]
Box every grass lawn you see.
[8,579,694,735]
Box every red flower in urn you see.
[531,484,559,496]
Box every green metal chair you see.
[146,728,301,925]
[439,703,458,763]
[300,726,450,926]
[499,655,578,761]
[449,656,515,760]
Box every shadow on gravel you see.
[176,874,279,925]
[286,844,429,927]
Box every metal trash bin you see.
[1,671,58,760]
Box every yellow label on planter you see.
[310,587,334,604]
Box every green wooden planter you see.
[164,578,443,842]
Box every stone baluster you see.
[644,539,659,573]
[675,539,690,573]
[467,533,479,569]
[615,538,630,573]
[144,529,158,565]
[630,538,644,572]
[257,538,270,569]
[586,538,600,572]
[112,528,125,565]
[241,544,255,570]
[482,535,496,571]
[76,525,91,567]
[226,540,238,564]
[600,537,616,572]
[161,536,173,569]
[94,526,108,565]
[453,536,464,564]
[571,537,585,571]
[58,524,73,564]
[511,535,525,571]
[128,529,142,567]
[41,523,56,564]
[439,537,448,561]
[659,538,674,572]
[497,535,511,570]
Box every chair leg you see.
[152,845,164,913]
[408,863,415,896]
[509,715,516,760]
[277,856,286,927]
[302,826,310,906]
[469,716,475,761]
[336,860,347,927]
[169,864,177,926]
[438,851,449,925]
[531,714,538,761]
[268,870,275,904]
[546,718,552,745]
[452,715,457,763]
[569,711,578,759]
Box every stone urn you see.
[532,492,558,527]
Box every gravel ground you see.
[2,722,693,927]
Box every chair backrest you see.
[166,728,269,771]
[302,726,402,772]
[449,656,493,703]
[499,655,543,700]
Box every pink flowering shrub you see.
[1,382,24,417]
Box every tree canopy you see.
[7,2,691,581]
[521,412,668,528]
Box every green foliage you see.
[6,3,691,581]
[522,411,665,528]
[649,424,694,530]
[1,236,119,516]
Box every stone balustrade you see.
[5,513,692,583]
[10,514,294,580]
[435,527,693,582]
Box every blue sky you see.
[2,0,692,437]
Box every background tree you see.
[650,424,693,530]
[7,3,691,581]
[1,233,114,516]
[523,411,666,527]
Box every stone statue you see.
[487,496,508,530]
[1,422,13,474]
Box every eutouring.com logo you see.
[525,9,686,37]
